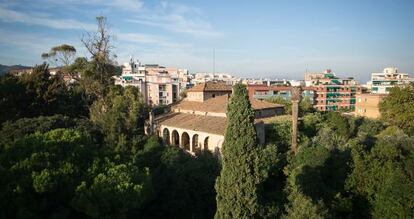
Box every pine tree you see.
[215,84,261,219]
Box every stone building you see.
[148,82,284,155]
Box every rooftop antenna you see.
[213,48,215,74]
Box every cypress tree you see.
[215,84,261,219]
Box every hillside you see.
[0,64,32,76]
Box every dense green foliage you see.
[0,63,88,124]
[380,84,414,135]
[90,85,147,153]
[215,84,262,218]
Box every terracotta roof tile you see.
[173,95,283,113]
[187,82,232,92]
[156,113,227,135]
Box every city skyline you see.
[0,0,413,82]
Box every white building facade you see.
[367,67,413,94]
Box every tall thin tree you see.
[215,84,261,219]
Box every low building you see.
[247,84,315,103]
[367,67,413,94]
[148,83,284,155]
[186,81,232,102]
[355,93,387,119]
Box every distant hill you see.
[0,64,32,76]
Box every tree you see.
[215,84,262,218]
[0,74,26,123]
[284,189,328,219]
[71,161,152,218]
[346,128,414,218]
[41,44,77,67]
[380,84,414,135]
[81,16,116,85]
[0,63,88,123]
[299,96,314,115]
[0,128,96,218]
[90,86,147,154]
[266,96,292,115]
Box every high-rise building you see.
[367,67,413,94]
[114,58,190,105]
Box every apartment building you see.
[355,93,387,119]
[305,70,362,111]
[367,67,413,94]
[114,59,190,105]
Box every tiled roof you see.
[156,112,227,135]
[250,98,284,110]
[173,95,283,113]
[187,82,232,92]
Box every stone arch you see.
[192,134,200,153]
[181,132,190,151]
[204,136,209,150]
[162,128,170,145]
[172,130,179,147]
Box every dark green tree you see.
[215,84,262,218]
[71,160,152,218]
[0,128,96,218]
[90,85,147,155]
[0,63,88,124]
[346,127,414,218]
[380,84,414,135]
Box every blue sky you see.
[0,0,413,82]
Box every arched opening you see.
[172,130,179,147]
[181,132,190,151]
[214,147,221,158]
[162,128,170,145]
[204,137,209,150]
[192,134,200,153]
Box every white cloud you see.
[1,0,143,12]
[0,6,95,30]
[126,2,221,37]
[116,32,192,48]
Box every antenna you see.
[213,48,215,74]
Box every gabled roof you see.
[187,82,232,92]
